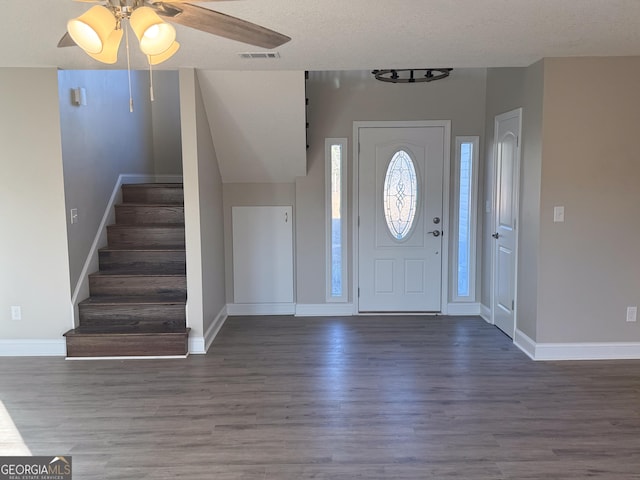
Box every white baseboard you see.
[0,339,67,357]
[446,303,481,316]
[189,305,228,354]
[480,304,492,324]
[534,342,640,361]
[227,303,295,316]
[514,328,536,360]
[295,303,355,317]
[513,328,640,361]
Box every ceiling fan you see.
[58,0,291,64]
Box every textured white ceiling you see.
[2,1,640,70]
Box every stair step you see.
[96,266,186,275]
[79,295,187,305]
[64,327,190,357]
[89,273,187,296]
[68,182,189,357]
[99,247,186,272]
[115,204,185,224]
[107,224,185,248]
[78,295,186,328]
[121,183,184,205]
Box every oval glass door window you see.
[383,150,418,240]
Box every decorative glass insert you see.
[383,150,418,240]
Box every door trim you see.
[352,120,451,315]
[490,108,522,337]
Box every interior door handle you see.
[427,230,441,237]
[492,232,500,239]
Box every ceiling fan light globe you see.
[148,41,180,66]
[130,6,177,56]
[67,5,116,54]
[140,23,176,55]
[87,28,123,64]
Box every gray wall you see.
[151,70,183,175]
[180,68,226,341]
[517,60,544,340]
[58,70,155,291]
[299,69,487,305]
[0,68,72,341]
[537,57,640,343]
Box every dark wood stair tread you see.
[89,271,185,276]
[108,223,185,228]
[79,295,186,306]
[122,183,183,188]
[117,202,185,207]
[99,246,185,252]
[65,326,190,336]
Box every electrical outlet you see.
[10,306,21,321]
[627,306,638,323]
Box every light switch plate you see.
[553,206,565,223]
[70,208,78,224]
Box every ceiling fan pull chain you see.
[124,19,134,113]
[149,60,155,102]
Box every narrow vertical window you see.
[454,136,479,302]
[326,138,348,302]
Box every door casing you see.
[352,120,451,315]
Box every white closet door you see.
[232,206,293,304]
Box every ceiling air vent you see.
[239,52,281,59]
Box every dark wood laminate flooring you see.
[2,316,640,479]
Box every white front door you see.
[492,109,521,338]
[357,123,448,312]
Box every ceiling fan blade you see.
[160,2,291,49]
[149,0,232,2]
[57,32,77,48]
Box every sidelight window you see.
[453,136,479,301]
[325,138,348,302]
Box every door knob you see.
[492,232,500,239]
[433,217,441,224]
[427,230,441,237]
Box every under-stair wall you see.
[179,68,227,353]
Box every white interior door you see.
[358,124,447,312]
[492,109,521,338]
[232,206,293,304]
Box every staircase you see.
[64,183,190,358]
